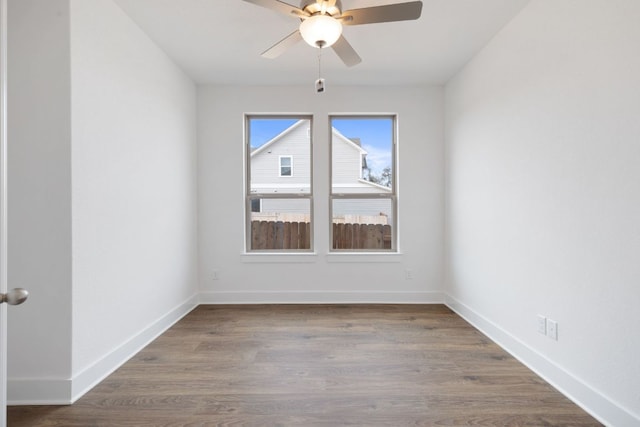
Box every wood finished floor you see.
[8,304,602,426]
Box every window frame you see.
[279,155,293,177]
[250,198,262,213]
[329,114,398,252]
[245,114,314,253]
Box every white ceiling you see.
[113,0,530,86]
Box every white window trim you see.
[250,198,262,213]
[245,115,313,253]
[329,114,398,253]
[251,183,311,189]
[279,155,293,177]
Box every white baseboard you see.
[445,295,640,427]
[199,291,445,305]
[7,294,198,405]
[69,295,198,403]
[12,291,635,427]
[7,379,71,406]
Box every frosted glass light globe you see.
[300,15,342,48]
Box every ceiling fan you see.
[242,0,423,67]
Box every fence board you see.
[287,222,296,249]
[275,221,284,248]
[251,221,260,249]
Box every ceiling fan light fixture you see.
[299,14,342,48]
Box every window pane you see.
[246,115,313,253]
[332,198,393,250]
[330,115,396,252]
[279,156,292,177]
[249,118,310,194]
[249,198,311,250]
[331,117,393,194]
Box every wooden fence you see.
[250,221,391,250]
[251,221,311,250]
[333,223,392,250]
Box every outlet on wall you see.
[547,319,558,340]
[405,269,413,280]
[537,315,547,335]
[212,270,219,280]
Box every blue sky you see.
[248,117,393,174]
[248,118,298,149]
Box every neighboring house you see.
[250,120,391,223]
[250,120,312,197]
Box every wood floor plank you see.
[8,304,602,426]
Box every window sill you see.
[241,253,318,263]
[325,252,403,263]
[240,252,403,264]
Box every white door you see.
[1,1,29,424]
[1,0,8,422]
[1,0,8,423]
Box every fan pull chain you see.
[315,49,325,93]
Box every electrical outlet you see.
[547,319,558,340]
[405,269,413,280]
[212,270,219,280]
[537,315,547,335]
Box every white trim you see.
[278,155,293,177]
[0,0,7,420]
[241,252,318,263]
[325,253,402,263]
[250,197,262,213]
[69,295,198,403]
[7,379,71,406]
[332,182,392,192]
[7,294,198,405]
[332,128,367,154]
[7,291,636,425]
[251,183,310,189]
[355,179,392,192]
[249,119,307,157]
[200,291,445,305]
[445,294,640,427]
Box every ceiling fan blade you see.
[242,0,308,18]
[342,1,423,26]
[261,30,303,59]
[331,35,362,67]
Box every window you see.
[330,116,396,251]
[279,156,293,177]
[246,116,312,251]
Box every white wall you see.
[69,0,198,399]
[445,0,640,425]
[7,0,73,402]
[7,0,198,404]
[198,85,444,303]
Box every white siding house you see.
[250,120,311,195]
[331,129,392,194]
[250,120,391,221]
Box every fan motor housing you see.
[300,0,342,17]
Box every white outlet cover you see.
[537,315,547,334]
[547,319,558,340]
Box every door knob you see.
[0,288,29,305]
